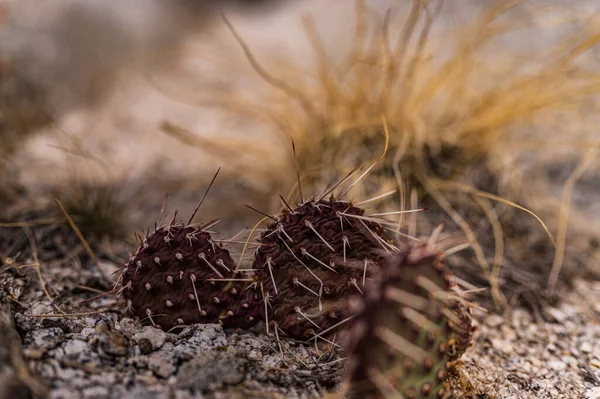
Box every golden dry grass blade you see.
[53,198,109,282]
[431,179,556,247]
[221,13,320,123]
[472,195,508,309]
[22,226,65,315]
[418,171,491,277]
[546,149,596,295]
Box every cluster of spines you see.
[119,221,261,332]
[339,241,474,399]
[251,196,391,340]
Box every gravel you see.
[1,255,599,399]
[456,279,600,399]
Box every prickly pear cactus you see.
[252,197,389,340]
[119,222,261,331]
[340,242,474,399]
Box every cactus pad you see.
[252,197,389,340]
[340,242,474,399]
[120,223,261,331]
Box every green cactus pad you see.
[340,242,474,399]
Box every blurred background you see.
[2,0,600,310]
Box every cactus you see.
[119,221,261,331]
[339,241,474,399]
[252,197,390,340]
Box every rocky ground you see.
[1,246,599,399]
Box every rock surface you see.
[2,253,600,398]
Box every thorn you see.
[342,236,350,264]
[157,192,169,227]
[301,316,354,344]
[376,326,429,363]
[429,223,446,246]
[301,248,337,273]
[168,210,178,229]
[277,224,294,242]
[292,139,303,204]
[188,167,221,225]
[355,189,397,206]
[190,274,203,315]
[295,306,321,330]
[273,322,287,364]
[349,278,363,294]
[304,220,335,252]
[261,283,270,336]
[282,241,324,286]
[199,219,220,231]
[279,194,294,212]
[216,258,231,272]
[315,166,362,203]
[198,253,225,278]
[444,242,472,256]
[245,204,278,221]
[339,161,378,200]
[369,208,427,217]
[362,259,370,286]
[293,277,319,297]
[146,309,156,327]
[266,257,279,296]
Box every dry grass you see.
[156,0,600,311]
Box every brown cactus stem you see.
[120,223,261,331]
[253,197,390,340]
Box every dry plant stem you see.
[431,179,556,246]
[220,13,320,124]
[159,121,276,177]
[472,195,508,309]
[22,226,65,315]
[224,215,269,294]
[24,305,120,318]
[546,149,597,295]
[418,169,490,274]
[0,218,65,227]
[53,198,110,282]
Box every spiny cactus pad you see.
[340,242,474,399]
[120,223,261,331]
[252,197,389,340]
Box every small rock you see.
[138,338,154,355]
[547,360,567,371]
[544,307,567,323]
[247,350,262,361]
[490,338,512,354]
[23,347,46,359]
[486,314,505,328]
[82,386,109,399]
[95,322,128,357]
[177,351,248,391]
[148,351,177,378]
[26,327,64,350]
[581,341,592,353]
[133,326,168,352]
[585,387,600,399]
[80,327,96,340]
[63,339,89,357]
